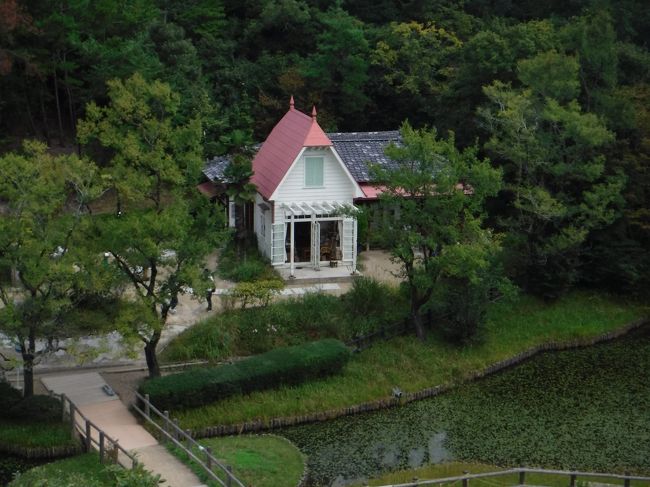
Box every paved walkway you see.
[41,372,204,487]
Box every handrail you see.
[53,392,138,469]
[134,391,245,487]
[376,467,650,487]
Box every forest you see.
[1,0,649,300]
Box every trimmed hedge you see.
[141,339,351,410]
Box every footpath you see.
[41,372,204,487]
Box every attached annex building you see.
[202,97,399,278]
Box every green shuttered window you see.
[305,156,324,187]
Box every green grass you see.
[355,462,650,487]
[169,434,305,487]
[8,453,113,487]
[280,327,650,484]
[172,291,647,430]
[0,420,78,450]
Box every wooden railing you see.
[375,467,650,487]
[133,391,245,487]
[347,320,410,352]
[57,392,138,469]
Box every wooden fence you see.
[346,319,410,351]
[375,466,650,487]
[133,391,245,487]
[56,392,138,468]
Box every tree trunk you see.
[52,66,65,146]
[39,87,51,145]
[412,309,426,341]
[21,334,36,397]
[144,331,162,378]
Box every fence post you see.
[99,431,105,464]
[69,402,76,439]
[570,474,577,487]
[163,411,170,441]
[185,429,192,448]
[85,420,92,452]
[624,472,631,487]
[206,447,212,471]
[519,468,526,485]
[173,419,180,441]
[144,394,150,419]
[226,465,233,487]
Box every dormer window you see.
[305,156,324,187]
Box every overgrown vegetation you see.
[161,277,407,361]
[217,241,281,282]
[141,339,350,410]
[170,291,646,429]
[8,453,161,487]
[169,434,305,487]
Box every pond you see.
[279,327,650,486]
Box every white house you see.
[201,97,400,278]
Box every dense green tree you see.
[0,141,104,396]
[479,51,625,297]
[78,74,227,377]
[373,124,505,340]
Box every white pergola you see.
[279,201,356,218]
[278,201,358,277]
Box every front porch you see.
[272,201,358,279]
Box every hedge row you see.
[141,339,351,410]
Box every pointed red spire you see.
[311,105,317,121]
[289,95,295,110]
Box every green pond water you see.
[279,327,650,486]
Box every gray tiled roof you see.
[203,156,230,182]
[327,131,401,182]
[203,132,400,184]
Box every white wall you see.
[272,147,356,222]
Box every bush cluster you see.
[0,383,62,423]
[142,339,351,410]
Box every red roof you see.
[196,181,220,198]
[251,103,332,200]
[358,183,384,199]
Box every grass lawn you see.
[355,462,650,487]
[172,291,647,430]
[0,420,78,450]
[8,453,113,487]
[169,434,305,487]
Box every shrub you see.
[218,242,280,282]
[141,339,351,410]
[0,382,23,410]
[7,394,62,422]
[229,279,284,309]
[341,278,408,336]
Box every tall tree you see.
[0,141,103,395]
[78,74,227,377]
[373,123,504,340]
[479,51,625,297]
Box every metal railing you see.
[133,391,245,487]
[57,392,138,469]
[375,467,650,487]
